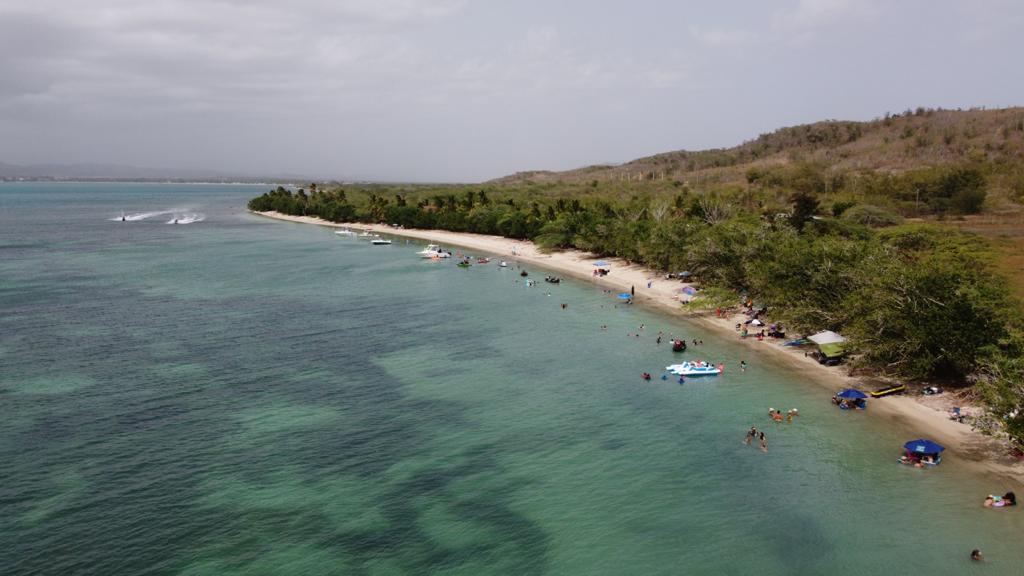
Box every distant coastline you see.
[253,209,1024,488]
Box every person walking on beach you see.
[759,432,768,452]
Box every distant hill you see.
[490,107,1024,194]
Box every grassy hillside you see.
[491,106,1024,206]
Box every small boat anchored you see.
[335,228,357,237]
[417,244,451,259]
[544,275,561,284]
[371,238,392,245]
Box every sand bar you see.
[254,210,1024,486]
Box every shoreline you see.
[253,210,1024,487]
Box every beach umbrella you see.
[593,260,610,267]
[617,293,632,300]
[836,388,868,399]
[681,286,697,296]
[904,439,945,454]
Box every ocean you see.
[2,182,1022,575]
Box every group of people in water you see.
[768,408,799,423]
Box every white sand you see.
[255,210,1024,486]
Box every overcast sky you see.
[1,0,1021,182]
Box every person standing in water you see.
[744,427,757,445]
[759,432,768,452]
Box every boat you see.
[544,275,561,284]
[665,361,723,377]
[417,244,451,259]
[335,228,357,236]
[671,339,687,352]
[520,270,528,277]
[358,231,377,238]
[869,382,906,398]
[371,238,392,245]
[477,257,490,264]
[499,261,508,268]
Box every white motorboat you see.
[499,261,508,267]
[371,238,392,245]
[358,231,377,238]
[335,228,357,236]
[665,361,723,377]
[417,244,451,258]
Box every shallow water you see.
[1,182,1021,575]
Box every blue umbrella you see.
[617,293,632,300]
[593,260,610,267]
[836,388,868,399]
[681,286,697,296]
[904,439,945,454]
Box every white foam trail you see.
[110,210,173,222]
[166,213,205,224]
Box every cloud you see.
[771,0,875,43]
[689,25,756,48]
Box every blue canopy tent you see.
[681,286,697,296]
[904,439,945,454]
[593,260,610,267]
[834,388,868,410]
[901,438,945,466]
[837,388,868,399]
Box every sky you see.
[1,0,1022,182]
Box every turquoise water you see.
[2,182,1021,575]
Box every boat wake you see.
[166,213,205,225]
[110,210,173,222]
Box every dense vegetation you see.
[249,108,1024,449]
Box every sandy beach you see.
[255,210,1024,486]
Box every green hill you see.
[491,106,1024,209]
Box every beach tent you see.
[904,439,945,455]
[818,342,846,359]
[681,286,697,296]
[809,330,847,359]
[836,388,868,399]
[808,330,847,345]
[593,260,610,267]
